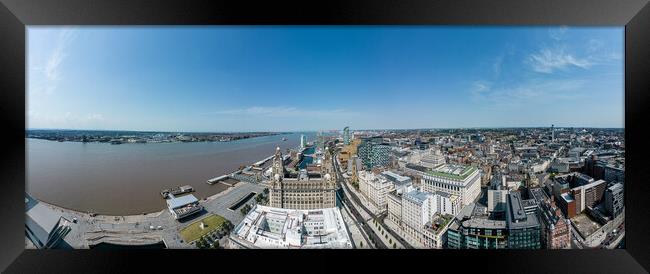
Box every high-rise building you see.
[604,165,625,184]
[488,188,509,213]
[421,164,482,207]
[605,182,624,218]
[300,134,307,149]
[269,147,337,210]
[551,124,555,142]
[343,126,350,145]
[506,192,541,249]
[357,138,391,169]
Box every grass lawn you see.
[180,214,227,243]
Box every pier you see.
[160,185,194,199]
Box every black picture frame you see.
[1,0,649,273]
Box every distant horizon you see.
[26,125,625,134]
[28,26,624,131]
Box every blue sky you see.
[27,26,624,132]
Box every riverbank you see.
[27,132,312,214]
[27,178,266,249]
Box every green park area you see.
[180,214,228,243]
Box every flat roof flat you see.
[166,194,199,209]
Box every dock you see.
[207,175,230,185]
[160,185,194,199]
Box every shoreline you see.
[30,179,244,218]
[27,138,305,216]
[24,132,285,145]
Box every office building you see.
[446,203,508,249]
[605,182,624,218]
[230,205,352,249]
[420,148,446,168]
[488,187,509,213]
[269,147,337,210]
[300,134,307,149]
[358,170,395,212]
[603,165,625,184]
[381,170,413,186]
[387,187,458,248]
[343,126,350,145]
[538,199,571,249]
[506,192,541,249]
[528,187,569,249]
[357,138,392,169]
[421,164,482,206]
[551,173,607,218]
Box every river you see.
[26,132,315,215]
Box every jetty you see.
[160,185,194,199]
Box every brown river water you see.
[26,132,313,215]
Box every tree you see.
[393,243,397,249]
[241,204,252,215]
[360,241,363,248]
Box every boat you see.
[282,137,287,141]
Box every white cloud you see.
[35,28,78,95]
[493,55,504,77]
[549,26,568,41]
[527,47,592,73]
[587,39,605,53]
[470,79,587,108]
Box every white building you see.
[166,194,203,220]
[300,134,307,149]
[358,170,396,213]
[421,164,481,206]
[405,147,446,169]
[388,188,459,248]
[230,205,352,249]
[488,188,509,213]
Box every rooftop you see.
[506,192,540,230]
[404,189,431,204]
[232,205,352,249]
[166,194,199,209]
[381,170,411,183]
[426,164,477,181]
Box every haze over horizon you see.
[28,27,624,132]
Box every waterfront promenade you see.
[29,180,265,249]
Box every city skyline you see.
[28,26,624,132]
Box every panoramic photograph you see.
[25,26,624,249]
